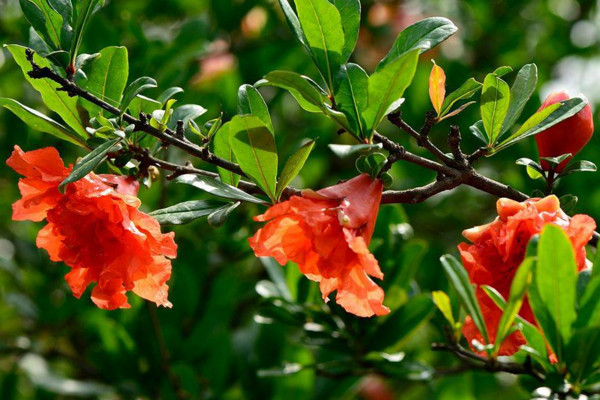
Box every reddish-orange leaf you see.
[429,60,446,116]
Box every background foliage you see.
[0,0,599,398]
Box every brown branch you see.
[431,342,545,382]
[24,49,245,178]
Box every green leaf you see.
[0,98,85,147]
[238,84,274,135]
[120,76,158,113]
[367,294,434,351]
[379,17,457,68]
[500,64,537,136]
[212,122,241,187]
[157,87,184,105]
[534,224,578,361]
[470,120,487,143]
[493,257,534,355]
[333,0,360,62]
[566,328,600,385]
[168,104,207,131]
[483,285,551,369]
[71,0,105,62]
[364,49,420,135]
[440,254,489,344]
[492,66,513,78]
[229,115,279,202]
[278,0,309,52]
[294,0,345,91]
[59,138,120,192]
[432,291,456,327]
[177,174,265,204]
[6,44,87,137]
[149,200,228,225]
[328,143,383,158]
[560,160,597,177]
[480,73,510,145]
[439,78,482,118]
[493,98,586,153]
[356,153,387,178]
[575,271,600,329]
[19,0,63,50]
[257,70,327,113]
[276,140,315,200]
[334,63,368,137]
[81,46,128,117]
[207,202,241,227]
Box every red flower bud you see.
[535,91,594,172]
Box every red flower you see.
[249,173,389,317]
[7,146,177,310]
[458,196,595,356]
[535,91,594,172]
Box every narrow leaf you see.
[212,122,241,187]
[0,98,85,147]
[207,202,241,227]
[429,60,446,115]
[59,138,120,192]
[257,71,327,113]
[480,73,510,145]
[120,76,158,113]
[439,78,482,117]
[334,63,369,137]
[501,64,537,135]
[177,174,265,204]
[229,115,279,202]
[276,140,315,199]
[149,200,227,225]
[440,254,489,343]
[334,0,360,62]
[238,84,274,135]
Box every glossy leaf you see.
[328,143,382,158]
[440,254,489,343]
[534,224,578,360]
[59,138,121,192]
[439,78,482,118]
[19,0,63,50]
[177,174,265,204]
[71,0,105,62]
[294,0,344,91]
[470,120,487,143]
[560,160,597,177]
[157,86,184,105]
[276,140,315,200]
[566,328,600,385]
[229,115,279,202]
[120,76,158,113]
[379,17,457,68]
[364,49,420,135]
[168,104,207,131]
[212,122,241,187]
[500,64,537,135]
[150,200,228,225]
[207,202,241,227]
[493,98,586,153]
[334,0,360,62]
[334,63,368,137]
[0,98,85,147]
[278,0,309,51]
[480,73,510,145]
[238,84,274,135]
[81,46,128,117]
[6,44,87,137]
[493,257,534,355]
[257,71,326,113]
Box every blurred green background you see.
[0,0,599,398]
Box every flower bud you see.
[535,91,594,172]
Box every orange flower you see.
[7,146,177,310]
[248,173,389,317]
[458,196,595,356]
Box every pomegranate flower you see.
[7,145,177,310]
[249,173,389,317]
[458,196,595,356]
